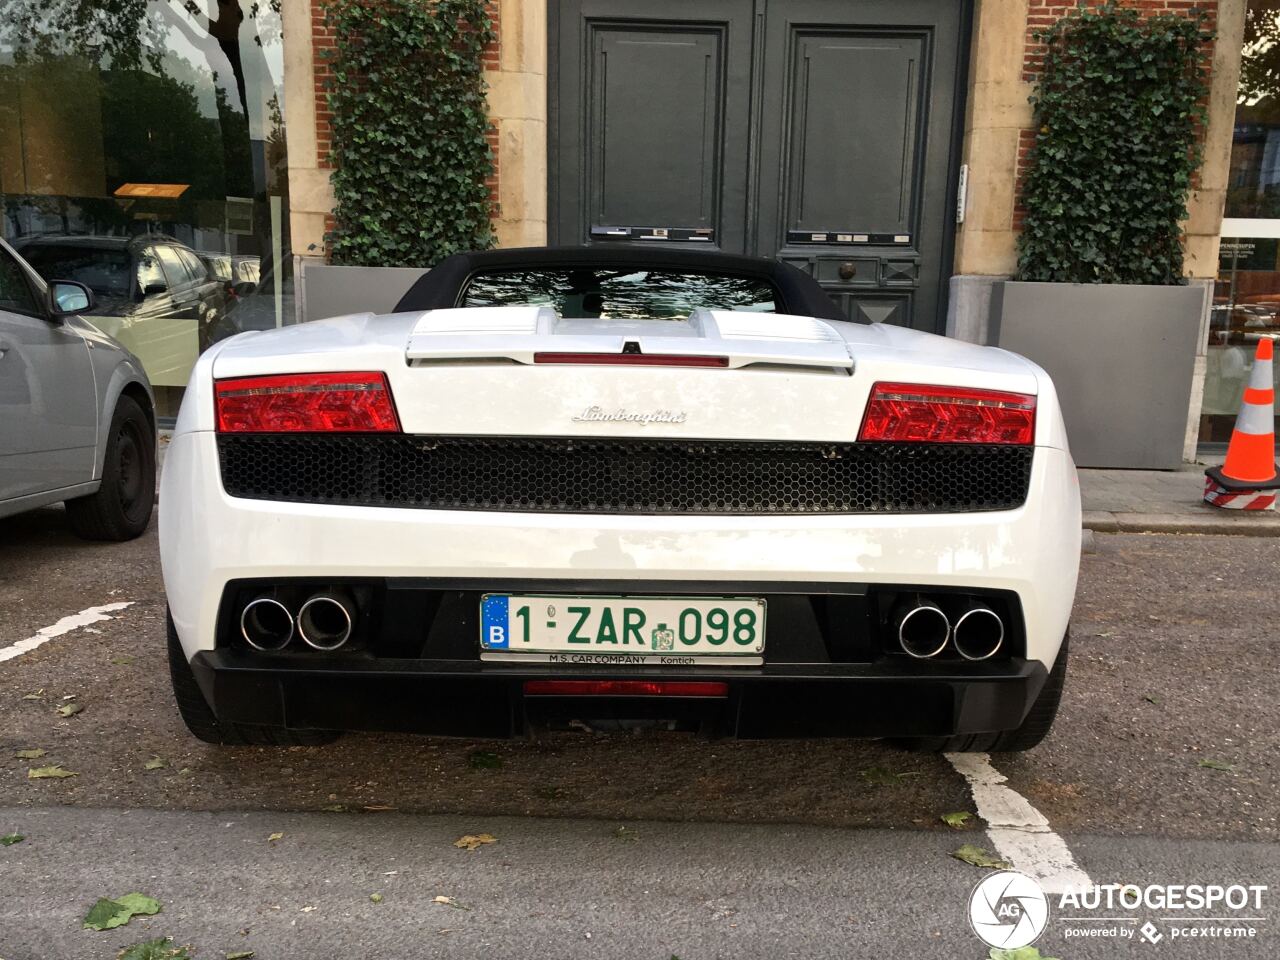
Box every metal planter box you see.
[298,261,427,324]
[991,281,1205,469]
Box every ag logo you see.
[968,870,1050,949]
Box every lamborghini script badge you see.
[572,406,687,426]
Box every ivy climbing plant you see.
[1016,3,1213,285]
[324,0,495,266]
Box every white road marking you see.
[0,602,134,664]
[946,751,1092,894]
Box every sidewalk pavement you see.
[158,432,1276,536]
[1080,457,1280,536]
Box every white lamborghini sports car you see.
[160,247,1080,749]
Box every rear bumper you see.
[161,431,1081,668]
[191,651,1049,739]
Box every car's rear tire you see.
[894,632,1069,754]
[167,610,339,747]
[66,394,155,541]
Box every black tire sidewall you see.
[100,395,155,535]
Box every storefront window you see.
[0,1,292,416]
[1208,0,1280,443]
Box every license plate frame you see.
[479,594,766,666]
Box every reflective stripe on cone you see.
[1204,477,1278,511]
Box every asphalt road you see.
[1,505,1278,958]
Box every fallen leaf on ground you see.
[432,896,469,910]
[453,833,497,851]
[144,757,168,771]
[28,766,77,779]
[1,833,24,846]
[951,844,1010,870]
[116,937,191,960]
[300,905,315,913]
[21,689,45,700]
[611,825,638,842]
[369,893,383,903]
[83,892,161,930]
[468,750,502,770]
[1198,759,1235,771]
[859,766,917,786]
[940,811,974,829]
[362,804,394,812]
[267,832,283,842]
[55,702,83,718]
[226,952,255,960]
[1143,694,1160,705]
[989,948,1061,960]
[14,749,45,759]
[320,804,347,812]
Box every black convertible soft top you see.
[393,246,845,321]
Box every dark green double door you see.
[550,0,968,331]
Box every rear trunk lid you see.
[404,306,854,370]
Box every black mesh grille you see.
[216,435,1033,514]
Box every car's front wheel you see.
[895,632,1069,753]
[66,394,155,541]
[167,610,339,747]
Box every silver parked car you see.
[0,238,156,540]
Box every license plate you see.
[479,594,765,665]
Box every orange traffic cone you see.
[1205,337,1279,511]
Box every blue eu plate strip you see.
[481,595,510,649]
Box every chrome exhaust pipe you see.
[893,597,950,659]
[240,597,294,651]
[953,603,1004,661]
[297,592,354,651]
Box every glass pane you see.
[1229,1,1280,218]
[155,245,192,287]
[461,269,780,320]
[0,1,294,412]
[1204,238,1280,442]
[0,249,39,314]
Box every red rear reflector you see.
[522,680,729,697]
[534,352,728,368]
[858,382,1036,445]
[215,372,401,433]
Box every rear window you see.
[459,268,779,320]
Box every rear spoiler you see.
[404,306,853,371]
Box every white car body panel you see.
[162,306,1080,674]
[175,309,1068,447]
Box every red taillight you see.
[534,352,728,368]
[858,382,1036,445]
[215,372,401,433]
[522,680,729,697]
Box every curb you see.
[1083,510,1280,537]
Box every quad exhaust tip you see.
[240,597,294,652]
[952,604,1004,661]
[894,598,951,659]
[297,593,354,651]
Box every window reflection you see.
[462,269,780,320]
[1206,0,1280,442]
[0,1,292,414]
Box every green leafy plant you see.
[1016,3,1212,285]
[324,0,495,266]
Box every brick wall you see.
[1013,0,1219,230]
